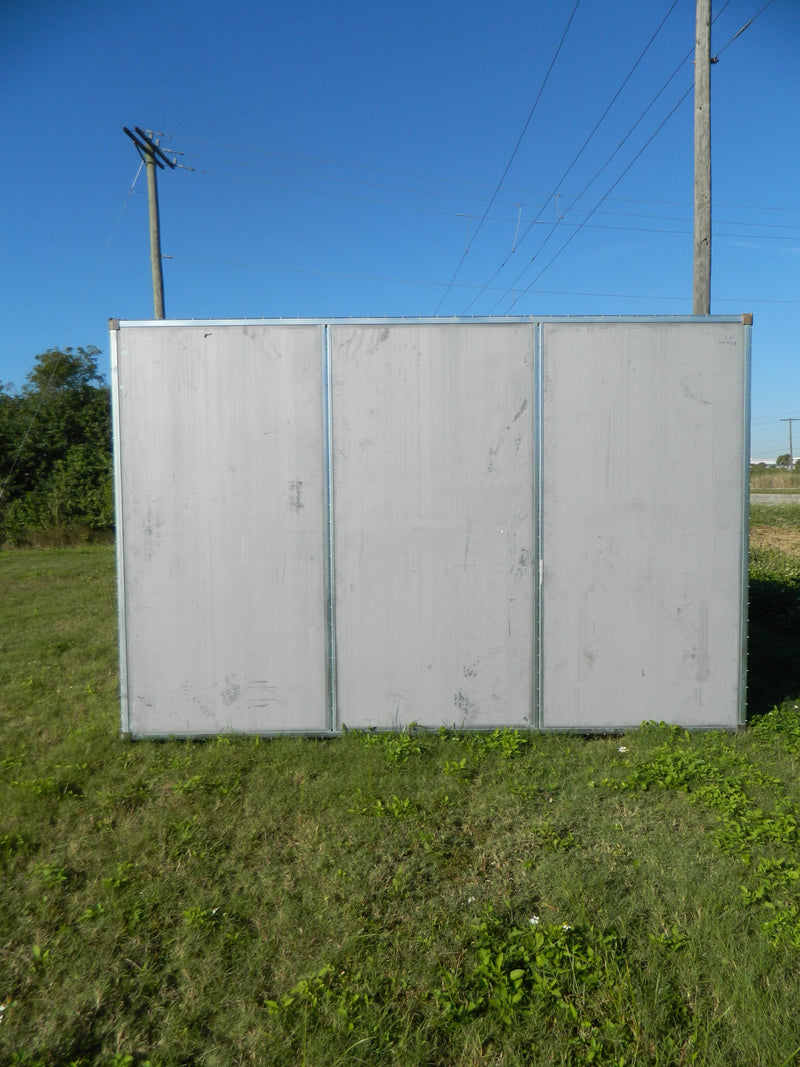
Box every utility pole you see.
[123,127,176,319]
[781,418,798,471]
[693,0,712,315]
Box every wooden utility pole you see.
[781,418,798,471]
[693,0,712,315]
[123,127,176,319]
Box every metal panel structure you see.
[111,316,750,737]
[539,321,749,729]
[329,323,535,729]
[112,323,329,737]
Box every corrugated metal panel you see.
[114,323,328,736]
[539,320,748,729]
[329,323,536,729]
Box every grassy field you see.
[750,468,800,492]
[2,515,800,1066]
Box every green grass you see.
[748,505,800,715]
[3,536,800,1066]
[750,503,800,528]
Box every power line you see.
[498,84,694,314]
[712,0,779,60]
[470,0,754,314]
[484,0,778,314]
[161,252,800,307]
[148,156,800,241]
[461,0,683,314]
[142,1,785,323]
[432,0,583,315]
[162,130,800,220]
[477,31,701,311]
[489,54,700,310]
[753,412,800,425]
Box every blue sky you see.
[2,0,798,459]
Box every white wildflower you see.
[618,745,628,753]
[562,923,571,930]
[529,915,540,925]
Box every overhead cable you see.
[432,0,583,315]
[462,0,682,314]
[499,84,693,314]
[485,0,778,312]
[162,253,800,306]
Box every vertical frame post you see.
[322,325,338,731]
[109,321,131,736]
[739,315,753,726]
[533,321,544,730]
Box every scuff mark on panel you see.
[221,675,241,706]
[181,682,212,717]
[463,659,479,678]
[366,326,391,355]
[487,396,530,471]
[509,397,528,426]
[681,602,711,684]
[142,508,164,561]
[680,375,712,405]
[454,690,477,721]
[695,602,711,683]
[288,481,304,512]
[247,680,282,709]
[512,548,531,577]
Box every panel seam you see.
[322,324,338,731]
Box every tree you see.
[0,347,113,546]
[776,454,792,469]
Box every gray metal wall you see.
[539,321,749,730]
[111,317,750,737]
[112,324,329,735]
[329,323,536,729]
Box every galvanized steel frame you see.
[322,325,338,733]
[111,315,751,736]
[110,326,131,737]
[739,324,753,726]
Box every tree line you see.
[0,347,113,547]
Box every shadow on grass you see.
[747,574,800,719]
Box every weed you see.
[435,909,644,1062]
[476,728,529,759]
[443,756,468,779]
